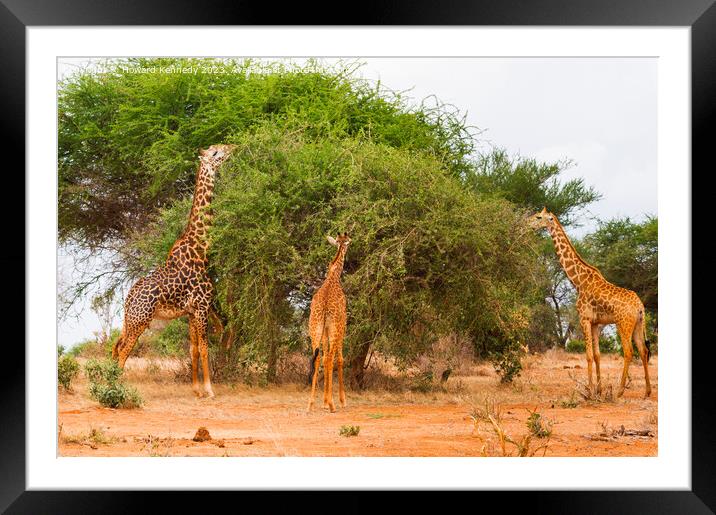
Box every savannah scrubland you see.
[58,58,658,457]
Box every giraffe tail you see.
[307,311,329,384]
[640,309,651,363]
[308,347,320,385]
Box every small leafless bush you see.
[469,397,550,457]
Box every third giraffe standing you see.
[530,208,651,398]
[307,233,351,412]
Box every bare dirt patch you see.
[58,351,657,457]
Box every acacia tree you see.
[58,58,476,247]
[57,58,480,324]
[138,128,543,386]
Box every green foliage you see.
[58,58,475,245]
[465,149,600,226]
[526,410,553,438]
[409,371,435,393]
[68,328,121,358]
[84,359,143,408]
[339,425,360,437]
[147,319,189,357]
[136,128,542,381]
[57,344,65,357]
[566,335,619,355]
[566,338,585,353]
[58,354,80,390]
[489,342,523,383]
[580,216,658,312]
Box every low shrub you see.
[58,354,80,390]
[339,425,360,437]
[489,347,523,383]
[84,358,143,409]
[566,335,620,354]
[566,339,585,353]
[526,410,553,438]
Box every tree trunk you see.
[266,337,278,384]
[349,341,371,390]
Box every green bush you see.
[526,410,553,438]
[58,354,80,390]
[409,371,435,393]
[566,339,585,353]
[84,359,143,408]
[68,338,102,358]
[566,335,621,355]
[489,343,523,383]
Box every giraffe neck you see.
[325,246,347,284]
[547,218,597,290]
[182,159,216,257]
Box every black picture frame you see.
[3,0,712,512]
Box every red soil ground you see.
[58,350,657,457]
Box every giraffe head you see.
[326,232,351,249]
[200,144,237,167]
[528,207,556,231]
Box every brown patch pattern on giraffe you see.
[112,144,236,398]
[307,233,351,413]
[530,208,652,398]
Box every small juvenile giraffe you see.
[112,144,236,398]
[307,233,351,412]
[530,208,652,398]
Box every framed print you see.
[4,0,714,512]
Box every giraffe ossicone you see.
[530,207,652,399]
[112,143,236,399]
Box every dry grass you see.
[136,434,176,456]
[584,421,655,442]
[568,371,615,403]
[59,426,116,449]
[469,397,551,457]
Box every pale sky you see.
[57,57,657,347]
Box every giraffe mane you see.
[552,216,604,278]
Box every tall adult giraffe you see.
[530,208,652,398]
[307,233,351,412]
[112,144,236,398]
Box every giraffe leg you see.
[306,318,325,412]
[332,322,346,409]
[307,348,321,412]
[116,325,147,369]
[337,348,346,409]
[591,324,602,394]
[188,317,202,397]
[633,317,652,398]
[194,313,214,399]
[323,348,336,413]
[579,319,595,395]
[617,321,636,398]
